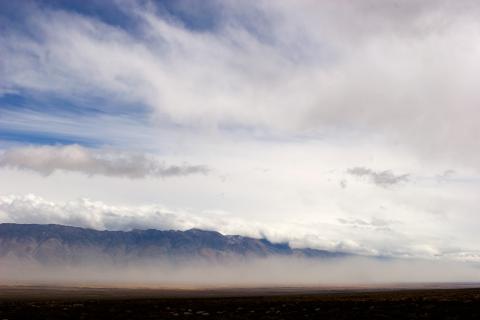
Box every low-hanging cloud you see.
[0,145,209,178]
[347,167,409,187]
[0,193,411,257]
[2,193,480,262]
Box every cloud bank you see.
[0,145,209,178]
[2,193,480,263]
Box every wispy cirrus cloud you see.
[1,0,480,168]
[0,145,209,178]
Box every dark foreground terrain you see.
[1,285,480,319]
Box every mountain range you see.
[0,223,347,265]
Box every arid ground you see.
[1,285,480,319]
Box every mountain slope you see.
[0,223,346,264]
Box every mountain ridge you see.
[0,223,347,264]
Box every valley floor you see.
[1,285,480,319]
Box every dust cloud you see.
[1,256,479,288]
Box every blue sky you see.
[0,0,131,144]
[0,0,213,147]
[1,0,480,262]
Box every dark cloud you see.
[0,145,209,179]
[347,167,409,187]
[436,169,456,183]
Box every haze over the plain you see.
[2,256,480,288]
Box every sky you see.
[1,0,480,261]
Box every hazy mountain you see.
[0,224,346,265]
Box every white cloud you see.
[0,145,209,178]
[1,0,480,169]
[1,0,480,266]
